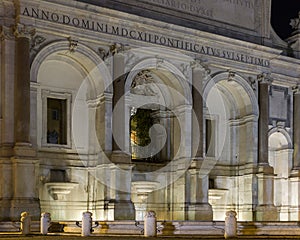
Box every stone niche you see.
[88,0,271,41]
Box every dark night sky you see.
[271,0,300,40]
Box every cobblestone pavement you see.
[1,234,300,239]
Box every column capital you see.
[0,25,14,41]
[190,59,210,74]
[13,24,35,39]
[110,42,128,55]
[292,84,300,94]
[257,73,273,85]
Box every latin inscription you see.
[22,7,269,67]
[139,0,255,29]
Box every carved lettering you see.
[21,7,269,67]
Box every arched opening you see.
[204,72,258,221]
[125,62,193,220]
[268,129,293,220]
[31,41,110,221]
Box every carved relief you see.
[13,23,35,39]
[131,70,158,96]
[31,35,46,50]
[190,59,211,76]
[227,69,236,81]
[67,36,78,52]
[290,11,300,31]
[247,76,256,90]
[0,25,14,41]
[257,72,273,85]
[98,47,110,60]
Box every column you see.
[293,85,300,169]
[108,44,135,220]
[10,24,40,220]
[290,84,300,220]
[258,74,271,165]
[187,61,212,220]
[255,73,278,221]
[0,25,15,220]
[111,47,130,163]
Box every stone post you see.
[81,212,92,236]
[20,212,31,235]
[144,210,157,237]
[40,212,51,235]
[255,73,278,221]
[224,210,237,239]
[187,61,212,220]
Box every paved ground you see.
[1,234,300,239]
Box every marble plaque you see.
[139,0,255,30]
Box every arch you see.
[125,57,192,106]
[203,71,259,117]
[268,127,293,150]
[30,40,112,97]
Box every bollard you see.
[224,210,237,239]
[82,211,92,236]
[20,212,31,235]
[144,210,157,237]
[40,212,51,235]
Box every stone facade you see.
[0,0,300,223]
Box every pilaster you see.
[107,164,135,220]
[254,73,278,221]
[186,61,212,220]
[111,44,131,164]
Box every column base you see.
[254,205,278,221]
[187,203,213,221]
[107,200,135,220]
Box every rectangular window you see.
[41,90,71,148]
[47,98,67,144]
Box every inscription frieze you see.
[139,0,255,29]
[21,6,269,67]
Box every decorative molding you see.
[0,25,14,41]
[257,72,273,85]
[31,35,46,50]
[156,57,164,69]
[13,23,35,39]
[247,76,256,90]
[227,69,236,81]
[131,70,158,96]
[98,46,110,60]
[110,42,127,55]
[67,36,78,52]
[292,83,300,94]
[190,58,211,75]
[180,63,190,79]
